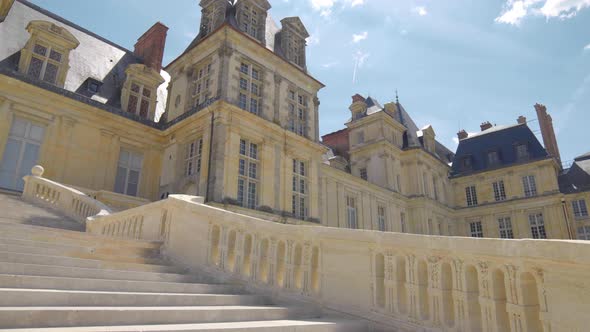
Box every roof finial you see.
[395,89,399,104]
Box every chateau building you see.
[0,0,588,241]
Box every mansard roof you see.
[450,123,549,177]
[0,0,168,124]
[559,152,590,194]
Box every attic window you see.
[86,79,102,94]
[462,156,472,170]
[515,143,529,161]
[487,150,500,167]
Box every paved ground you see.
[0,192,84,231]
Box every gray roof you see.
[0,0,168,123]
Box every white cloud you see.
[413,6,428,16]
[496,0,590,25]
[307,34,320,46]
[322,61,339,68]
[309,0,365,17]
[352,50,370,84]
[352,31,368,43]
[585,43,590,50]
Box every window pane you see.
[33,44,47,56]
[19,143,40,179]
[239,159,246,176]
[28,125,45,142]
[27,57,43,79]
[49,50,62,62]
[0,139,21,173]
[9,118,27,138]
[142,87,151,98]
[43,62,58,84]
[126,182,138,197]
[131,83,140,93]
[130,154,143,169]
[114,167,127,194]
[127,95,138,113]
[139,99,149,118]
[128,170,140,184]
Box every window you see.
[493,180,507,202]
[292,159,307,219]
[184,138,203,177]
[522,175,537,197]
[462,157,472,170]
[498,217,514,239]
[191,62,212,109]
[114,149,143,197]
[572,199,589,219]
[26,43,63,84]
[515,143,529,161]
[423,173,429,197]
[397,175,402,193]
[238,62,262,115]
[346,196,358,229]
[529,213,547,239]
[487,151,500,166]
[433,178,439,201]
[240,5,260,39]
[237,139,259,209]
[287,90,308,137]
[360,168,368,181]
[577,226,590,240]
[465,185,478,207]
[400,212,407,233]
[127,82,152,119]
[469,221,484,238]
[377,206,386,231]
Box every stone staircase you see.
[0,195,364,331]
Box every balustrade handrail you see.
[22,166,112,225]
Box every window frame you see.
[237,139,260,209]
[114,149,143,197]
[291,159,308,220]
[528,212,547,239]
[377,206,386,232]
[572,199,589,219]
[190,62,213,110]
[577,225,590,240]
[469,220,484,238]
[346,195,358,229]
[522,175,538,197]
[238,61,262,115]
[493,180,507,202]
[498,216,514,239]
[287,89,309,137]
[465,185,478,207]
[184,138,203,177]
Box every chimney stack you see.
[534,103,562,167]
[457,130,468,140]
[134,22,169,72]
[517,116,527,124]
[351,94,366,103]
[480,121,493,131]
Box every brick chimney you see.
[517,116,527,124]
[457,130,468,140]
[534,103,562,167]
[480,121,493,131]
[351,94,366,103]
[134,22,169,72]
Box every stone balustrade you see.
[27,168,590,331]
[22,166,112,224]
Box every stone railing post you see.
[233,230,244,275]
[384,252,397,314]
[428,256,442,327]
[302,242,312,295]
[284,240,295,289]
[268,239,278,286]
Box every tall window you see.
[127,82,152,119]
[287,90,308,137]
[433,178,439,201]
[493,180,507,202]
[529,213,547,239]
[292,159,307,219]
[400,212,407,233]
[346,196,358,229]
[377,206,386,231]
[114,149,143,197]
[191,62,212,108]
[573,199,589,219]
[185,139,203,177]
[522,175,537,197]
[423,173,429,197]
[27,43,63,85]
[238,63,262,115]
[498,217,514,239]
[360,168,368,181]
[515,143,529,161]
[577,226,590,240]
[465,185,478,207]
[469,221,484,238]
[240,4,259,39]
[237,139,259,209]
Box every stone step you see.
[0,319,365,331]
[0,236,163,262]
[0,274,244,294]
[0,262,195,283]
[0,251,181,274]
[0,306,318,328]
[0,288,271,307]
[0,222,161,251]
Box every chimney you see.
[457,130,468,140]
[351,94,366,104]
[534,103,562,167]
[134,22,169,72]
[480,121,493,131]
[517,116,527,124]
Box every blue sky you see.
[31,0,590,166]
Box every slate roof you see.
[450,123,549,177]
[559,152,590,194]
[0,0,168,124]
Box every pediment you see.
[280,17,309,38]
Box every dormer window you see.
[487,150,500,167]
[462,156,472,170]
[240,5,260,39]
[121,64,165,122]
[19,21,80,87]
[515,143,529,161]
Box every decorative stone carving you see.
[428,256,442,288]
[477,261,490,297]
[505,264,519,304]
[452,259,464,291]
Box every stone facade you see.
[0,0,589,242]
